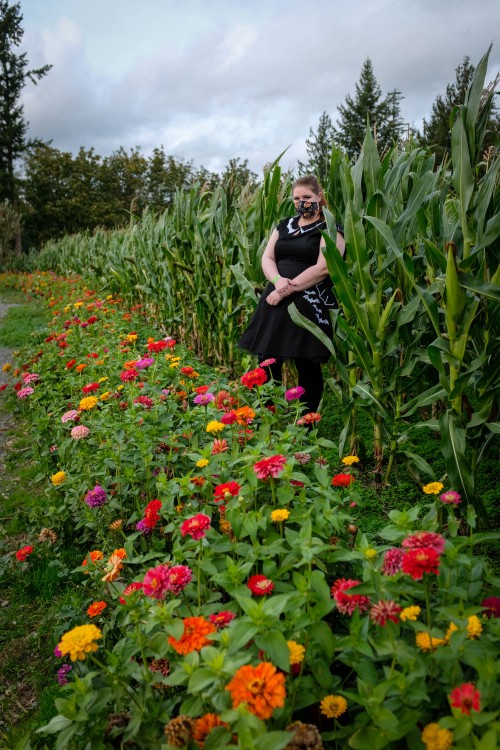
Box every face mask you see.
[296,199,320,219]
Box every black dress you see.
[238,216,337,362]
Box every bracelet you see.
[271,274,280,284]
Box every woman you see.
[238,174,345,414]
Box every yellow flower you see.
[1,363,11,372]
[415,632,446,652]
[421,722,453,750]
[206,420,224,433]
[341,455,360,466]
[117,385,124,391]
[446,615,482,642]
[320,695,347,719]
[169,361,180,369]
[79,396,98,411]
[109,519,123,531]
[271,509,290,523]
[400,605,421,622]
[196,458,209,468]
[422,481,445,495]
[98,377,108,383]
[287,640,305,665]
[126,333,138,341]
[51,471,66,486]
[73,301,83,308]
[364,548,377,560]
[57,624,102,661]
[100,391,111,401]
[106,294,113,300]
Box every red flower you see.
[133,395,154,409]
[209,611,236,629]
[195,385,210,394]
[180,513,211,540]
[382,548,404,576]
[86,316,98,324]
[240,367,268,388]
[401,547,440,580]
[119,581,143,604]
[247,574,274,596]
[449,683,481,715]
[0,384,7,391]
[221,411,238,425]
[148,340,168,353]
[66,359,77,369]
[82,382,100,393]
[213,481,241,503]
[253,454,287,480]
[331,578,371,615]
[15,545,34,562]
[402,531,446,555]
[296,412,322,425]
[120,369,139,381]
[482,596,500,618]
[215,389,237,410]
[331,473,355,488]
[369,599,402,625]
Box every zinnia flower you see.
[119,368,139,381]
[253,454,287,480]
[84,485,107,508]
[164,716,194,747]
[87,601,107,618]
[402,547,441,580]
[81,382,100,394]
[193,392,215,405]
[135,357,155,369]
[422,481,445,495]
[247,574,274,596]
[57,624,102,661]
[17,386,34,399]
[402,531,446,555]
[482,596,500,618]
[196,458,209,468]
[400,605,421,622]
[119,581,143,604]
[439,490,462,505]
[341,455,360,466]
[421,723,453,750]
[209,611,236,629]
[181,513,211,540]
[213,481,241,503]
[331,578,370,615]
[211,438,228,454]
[51,471,66,486]
[56,663,72,685]
[331,473,354,488]
[285,385,305,401]
[240,367,267,388]
[370,600,402,626]
[220,411,238,425]
[206,420,224,433]
[287,640,305,665]
[234,405,255,424]
[445,615,482,641]
[133,395,154,408]
[15,545,34,562]
[259,358,276,367]
[71,425,90,439]
[61,409,79,423]
[271,508,290,522]
[296,412,321,425]
[143,564,172,600]
[415,632,446,651]
[148,339,168,352]
[319,694,348,719]
[226,661,286,720]
[168,616,216,655]
[78,396,98,410]
[449,682,481,715]
[382,547,404,575]
[192,714,229,748]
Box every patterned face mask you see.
[296,200,319,218]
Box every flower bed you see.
[2,272,499,750]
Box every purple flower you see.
[193,393,215,405]
[285,386,306,402]
[136,518,154,535]
[57,664,72,685]
[135,357,155,370]
[54,645,62,658]
[84,485,107,508]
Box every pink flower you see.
[439,490,462,505]
[119,581,143,604]
[180,513,211,540]
[402,532,446,555]
[209,611,236,628]
[71,425,90,439]
[253,454,287,480]
[331,578,371,615]
[143,565,172,600]
[120,369,139,381]
[193,392,215,405]
[167,565,193,594]
[285,385,305,402]
[259,358,276,367]
[22,373,40,384]
[135,357,155,369]
[211,438,228,455]
[17,386,34,399]
[221,411,238,425]
[61,409,79,423]
[370,600,402,625]
[382,548,404,576]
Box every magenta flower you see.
[180,513,211,540]
[221,411,238,425]
[61,409,79,423]
[382,548,404,576]
[135,357,155,369]
[193,393,215,405]
[253,454,287,480]
[57,664,72,685]
[402,531,446,555]
[439,490,462,505]
[71,425,90,439]
[167,565,193,594]
[285,385,305,402]
[17,386,34,399]
[143,564,172,600]
[84,485,107,508]
[22,373,40,384]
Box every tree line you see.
[0,0,498,260]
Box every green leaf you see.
[36,714,73,735]
[254,630,291,672]
[451,109,474,219]
[457,273,500,301]
[308,621,336,661]
[349,725,390,750]
[254,731,294,750]
[439,410,474,504]
[188,667,219,693]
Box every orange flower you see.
[81,549,104,569]
[112,548,127,560]
[101,553,125,582]
[192,714,229,748]
[87,601,107,617]
[168,616,216,655]
[234,406,256,425]
[226,661,286,720]
[75,363,87,372]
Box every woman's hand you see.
[266,278,293,306]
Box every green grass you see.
[0,301,51,348]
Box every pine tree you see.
[333,58,404,159]
[298,111,335,184]
[0,1,51,252]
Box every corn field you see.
[34,50,499,511]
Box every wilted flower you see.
[38,528,57,544]
[163,716,194,748]
[211,438,228,454]
[294,451,311,465]
[56,664,72,686]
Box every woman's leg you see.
[293,357,324,413]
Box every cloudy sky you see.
[20,0,500,175]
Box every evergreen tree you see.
[333,58,404,159]
[423,56,499,164]
[298,111,335,184]
[145,147,194,210]
[0,1,51,252]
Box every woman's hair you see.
[292,174,328,214]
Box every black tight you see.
[266,358,324,413]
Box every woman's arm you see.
[288,231,346,292]
[261,228,293,304]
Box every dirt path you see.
[0,302,18,472]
